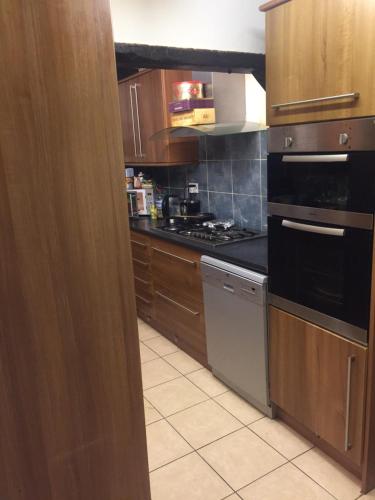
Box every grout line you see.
[161,353,204,377]
[155,395,211,420]
[148,448,196,475]
[288,462,338,499]
[194,425,246,453]
[233,462,290,496]
[185,369,231,399]
[142,373,184,392]
[245,425,294,462]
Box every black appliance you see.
[267,117,375,345]
[155,219,263,247]
[162,194,181,218]
[180,184,201,216]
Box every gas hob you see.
[155,220,262,247]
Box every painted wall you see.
[110,0,265,54]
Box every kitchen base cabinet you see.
[269,306,367,468]
[130,229,208,366]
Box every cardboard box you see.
[168,98,215,113]
[170,108,216,127]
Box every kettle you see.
[162,194,181,218]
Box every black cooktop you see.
[155,220,260,247]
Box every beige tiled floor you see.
[137,319,371,500]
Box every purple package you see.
[168,99,215,113]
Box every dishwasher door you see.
[201,256,272,416]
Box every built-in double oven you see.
[268,118,375,345]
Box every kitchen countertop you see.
[129,217,268,275]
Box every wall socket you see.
[188,182,199,194]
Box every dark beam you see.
[115,43,265,88]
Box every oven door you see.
[268,152,375,213]
[268,212,373,345]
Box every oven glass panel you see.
[268,216,373,330]
[268,152,375,213]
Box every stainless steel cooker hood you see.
[152,71,266,139]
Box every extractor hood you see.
[152,71,266,139]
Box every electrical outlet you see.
[188,182,199,194]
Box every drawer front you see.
[153,290,207,365]
[132,257,151,282]
[134,274,152,301]
[135,293,153,323]
[130,232,150,262]
[151,240,203,309]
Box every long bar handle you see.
[135,294,151,305]
[129,85,139,157]
[131,239,147,248]
[134,83,145,158]
[272,92,360,110]
[155,291,200,316]
[134,275,151,286]
[282,154,348,163]
[152,247,196,267]
[345,355,355,451]
[282,219,345,237]
[132,257,150,267]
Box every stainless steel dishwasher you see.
[201,255,273,417]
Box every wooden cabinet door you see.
[118,81,138,163]
[266,0,375,125]
[315,330,367,466]
[133,70,169,164]
[270,306,367,467]
[269,306,317,431]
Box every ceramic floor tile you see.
[144,376,209,417]
[139,343,159,363]
[149,452,232,500]
[137,320,161,341]
[249,418,313,460]
[224,495,241,499]
[167,399,243,449]
[187,368,229,397]
[141,358,181,390]
[238,462,334,500]
[214,390,265,425]
[199,427,286,491]
[163,350,203,375]
[143,397,163,425]
[293,448,362,500]
[144,335,179,356]
[146,419,193,471]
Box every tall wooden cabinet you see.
[262,0,375,126]
[118,70,198,165]
[269,306,367,468]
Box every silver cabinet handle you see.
[282,219,345,237]
[272,92,360,110]
[152,247,197,267]
[155,291,200,316]
[223,284,234,293]
[134,83,145,158]
[132,257,150,267]
[282,154,348,163]
[135,294,151,305]
[131,239,147,248]
[129,85,139,157]
[345,355,355,451]
[134,275,151,286]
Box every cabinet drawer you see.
[151,240,203,308]
[153,290,207,365]
[134,274,152,301]
[130,232,150,262]
[135,293,153,323]
[132,257,151,282]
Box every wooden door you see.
[118,81,138,163]
[135,70,169,163]
[269,306,317,431]
[316,330,367,467]
[266,0,375,125]
[0,1,150,499]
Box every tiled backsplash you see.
[138,131,267,231]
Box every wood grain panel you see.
[269,306,317,431]
[265,0,375,125]
[0,1,150,499]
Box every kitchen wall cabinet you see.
[263,0,375,126]
[269,306,367,467]
[118,70,198,165]
[130,230,207,366]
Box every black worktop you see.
[129,217,268,275]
